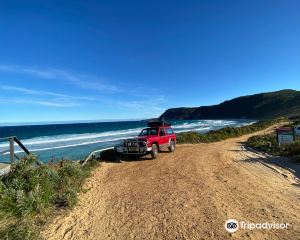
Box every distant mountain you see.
[159,89,300,120]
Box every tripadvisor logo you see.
[225,219,239,233]
[225,219,290,233]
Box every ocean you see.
[0,119,255,163]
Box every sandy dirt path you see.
[43,125,300,240]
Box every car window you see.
[149,128,158,135]
[139,128,158,136]
[166,128,173,134]
[139,129,148,136]
[297,127,300,130]
[159,129,165,136]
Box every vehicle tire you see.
[151,144,158,159]
[168,140,176,152]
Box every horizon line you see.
[0,118,150,127]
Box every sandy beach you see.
[43,125,300,240]
[0,163,8,170]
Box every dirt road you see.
[43,126,300,240]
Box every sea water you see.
[0,119,255,163]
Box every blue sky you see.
[0,0,299,123]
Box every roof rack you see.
[147,121,171,127]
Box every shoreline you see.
[0,163,10,176]
[0,163,9,170]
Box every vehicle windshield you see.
[139,128,158,136]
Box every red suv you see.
[115,121,176,159]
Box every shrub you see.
[0,217,40,240]
[0,156,57,219]
[247,134,279,154]
[0,155,99,240]
[282,141,300,156]
[177,119,280,144]
[247,134,300,157]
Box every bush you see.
[0,219,39,240]
[177,119,280,144]
[0,156,57,219]
[247,134,300,156]
[0,155,99,240]
[282,141,300,156]
[247,134,279,154]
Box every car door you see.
[159,128,169,146]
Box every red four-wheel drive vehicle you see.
[115,121,176,159]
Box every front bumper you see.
[115,140,152,155]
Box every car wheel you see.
[151,144,158,159]
[168,140,175,152]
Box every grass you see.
[0,155,99,240]
[177,119,282,144]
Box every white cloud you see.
[24,100,79,107]
[115,95,165,113]
[0,85,68,97]
[0,97,79,107]
[0,85,96,101]
[0,64,118,93]
[0,85,95,107]
[0,84,167,112]
[0,64,168,116]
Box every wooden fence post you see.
[9,137,14,163]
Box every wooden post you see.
[9,137,14,163]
